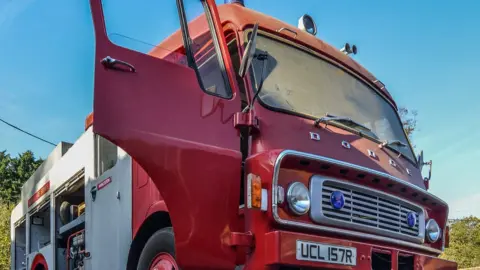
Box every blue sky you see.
[1,0,479,218]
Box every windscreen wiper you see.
[379,140,407,149]
[314,113,372,132]
[242,52,269,113]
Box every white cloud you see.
[448,192,480,219]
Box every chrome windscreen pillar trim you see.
[271,149,445,255]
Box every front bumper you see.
[262,230,457,270]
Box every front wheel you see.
[137,227,179,270]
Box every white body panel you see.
[85,149,132,270]
[11,127,133,270]
[26,246,53,270]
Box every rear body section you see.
[9,128,169,270]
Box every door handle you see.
[101,56,136,73]
[90,186,98,202]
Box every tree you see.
[0,150,43,268]
[0,203,14,269]
[0,150,43,204]
[398,107,418,139]
[441,216,480,268]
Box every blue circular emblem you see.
[406,212,416,227]
[330,191,345,210]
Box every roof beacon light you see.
[225,0,244,6]
[298,14,317,36]
[340,43,357,55]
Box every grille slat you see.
[378,222,402,231]
[352,193,378,204]
[321,182,422,240]
[352,216,378,226]
[323,186,351,193]
[378,211,401,221]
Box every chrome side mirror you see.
[417,150,424,170]
[418,150,432,182]
[423,160,432,182]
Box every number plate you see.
[296,240,357,266]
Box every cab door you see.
[90,0,242,268]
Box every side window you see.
[101,0,232,98]
[94,135,118,177]
[29,201,51,253]
[14,219,27,269]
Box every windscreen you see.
[251,35,415,161]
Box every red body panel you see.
[90,1,243,268]
[253,105,423,187]
[263,231,457,270]
[132,161,164,238]
[240,150,448,268]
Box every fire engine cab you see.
[11,0,457,269]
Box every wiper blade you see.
[379,140,407,149]
[314,113,372,132]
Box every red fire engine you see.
[11,0,457,269]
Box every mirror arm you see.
[423,160,432,182]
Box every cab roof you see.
[150,3,396,108]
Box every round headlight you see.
[426,219,441,243]
[287,182,311,215]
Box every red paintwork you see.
[262,230,457,270]
[233,111,259,133]
[90,1,242,268]
[31,253,48,270]
[253,106,423,187]
[132,161,164,237]
[28,181,50,207]
[85,112,94,130]
[245,151,447,253]
[228,231,254,248]
[89,0,454,269]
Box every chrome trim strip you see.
[271,150,444,255]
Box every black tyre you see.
[137,227,178,270]
[59,201,71,225]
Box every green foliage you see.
[398,107,418,139]
[0,203,14,269]
[0,150,42,268]
[0,150,43,204]
[441,216,480,268]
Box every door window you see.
[29,202,51,253]
[14,219,27,269]
[101,0,232,98]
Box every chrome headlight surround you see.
[426,219,441,243]
[286,182,311,215]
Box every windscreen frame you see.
[244,28,417,165]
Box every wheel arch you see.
[126,210,172,270]
[31,253,48,270]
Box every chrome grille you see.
[310,177,425,243]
